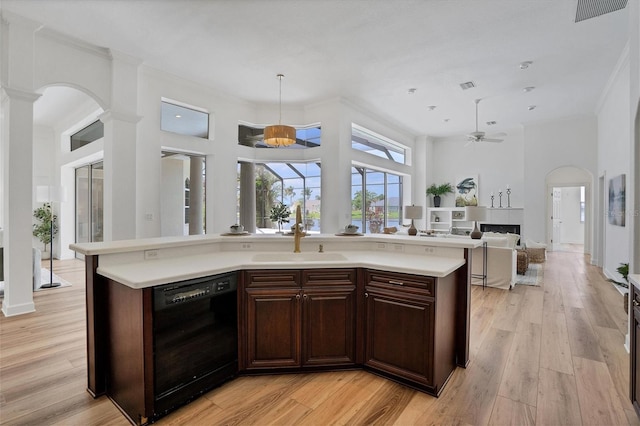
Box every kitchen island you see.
[71,233,481,425]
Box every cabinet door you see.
[364,287,434,387]
[632,286,640,414]
[302,286,356,366]
[245,288,301,369]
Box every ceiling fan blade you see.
[481,138,503,143]
[488,132,507,138]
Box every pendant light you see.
[264,74,296,147]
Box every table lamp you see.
[466,206,487,239]
[404,205,423,236]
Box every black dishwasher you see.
[152,272,238,416]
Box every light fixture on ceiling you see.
[523,86,535,92]
[175,114,182,118]
[519,61,533,69]
[486,121,497,126]
[264,74,296,147]
[427,105,437,111]
[408,88,417,94]
[528,105,537,111]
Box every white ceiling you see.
[4,0,630,138]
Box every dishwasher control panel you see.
[153,272,237,311]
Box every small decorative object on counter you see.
[229,224,244,233]
[344,224,359,234]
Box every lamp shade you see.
[405,205,423,220]
[36,185,67,203]
[263,124,296,146]
[465,206,486,221]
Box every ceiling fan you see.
[465,99,506,145]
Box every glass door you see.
[75,162,104,258]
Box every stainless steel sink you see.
[252,252,348,263]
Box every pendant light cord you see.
[277,73,284,125]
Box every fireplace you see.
[481,224,521,244]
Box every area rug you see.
[516,263,544,286]
[0,268,71,296]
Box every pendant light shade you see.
[264,74,296,147]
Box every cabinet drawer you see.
[302,269,356,287]
[366,270,435,296]
[245,270,300,288]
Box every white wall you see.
[597,55,632,282]
[160,158,185,237]
[523,116,598,244]
[430,126,525,230]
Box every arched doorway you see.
[33,85,105,261]
[545,166,593,256]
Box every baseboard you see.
[2,299,36,317]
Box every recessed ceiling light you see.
[523,86,535,92]
[408,88,417,94]
[175,114,182,118]
[528,105,536,111]
[427,105,437,111]
[443,118,450,122]
[519,61,533,69]
[486,121,497,126]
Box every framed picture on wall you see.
[455,175,478,207]
[608,174,625,227]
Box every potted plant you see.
[426,183,454,207]
[33,202,57,259]
[269,202,290,233]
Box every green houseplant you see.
[426,183,454,207]
[33,203,58,257]
[269,202,290,233]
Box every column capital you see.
[98,109,142,124]
[1,86,41,103]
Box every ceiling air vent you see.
[459,81,476,90]
[575,0,628,22]
[486,121,497,126]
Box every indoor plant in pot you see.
[33,202,57,260]
[426,183,454,207]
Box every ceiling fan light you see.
[264,124,297,146]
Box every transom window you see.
[351,124,406,164]
[161,100,209,139]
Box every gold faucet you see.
[293,205,306,253]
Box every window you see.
[351,124,406,164]
[238,124,321,148]
[237,161,321,233]
[71,120,103,151]
[351,166,403,233]
[161,101,209,139]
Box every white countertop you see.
[71,233,482,256]
[631,274,640,290]
[97,250,466,289]
[71,233,481,289]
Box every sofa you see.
[470,232,519,290]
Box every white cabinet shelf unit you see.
[426,207,473,235]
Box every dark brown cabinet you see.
[630,285,640,416]
[242,269,357,371]
[364,269,456,395]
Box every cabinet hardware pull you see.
[389,280,404,286]
[303,294,308,299]
[296,294,301,300]
[634,300,639,307]
[365,292,369,298]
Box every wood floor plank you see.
[498,322,541,406]
[564,306,606,362]
[536,367,582,426]
[539,311,574,375]
[572,356,629,426]
[487,395,536,425]
[342,380,415,425]
[491,291,523,332]
[592,324,635,411]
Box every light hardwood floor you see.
[0,252,638,425]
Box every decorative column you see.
[239,161,256,233]
[1,88,41,317]
[1,13,42,316]
[188,156,204,235]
